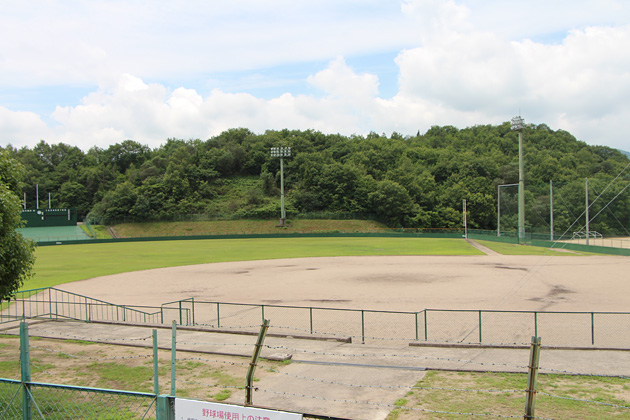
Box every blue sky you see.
[1,0,630,151]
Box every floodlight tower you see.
[270,146,291,226]
[511,115,526,241]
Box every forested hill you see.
[4,122,629,232]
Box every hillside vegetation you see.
[112,219,389,237]
[4,123,629,233]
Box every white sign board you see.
[175,398,303,420]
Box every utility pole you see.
[585,178,590,246]
[463,199,468,239]
[550,180,554,242]
[497,187,500,237]
[511,116,525,242]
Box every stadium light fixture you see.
[510,116,524,131]
[270,146,291,226]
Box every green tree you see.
[0,150,36,301]
[58,181,91,217]
[369,180,419,227]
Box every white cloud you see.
[0,107,52,148]
[41,67,370,148]
[308,56,380,100]
[388,20,630,149]
[2,1,630,151]
[0,1,418,88]
[401,0,472,39]
[396,32,523,113]
[517,25,630,118]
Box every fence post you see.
[309,307,313,335]
[415,312,419,341]
[217,303,221,328]
[178,301,182,325]
[191,298,195,326]
[156,395,174,420]
[478,310,482,343]
[48,288,52,320]
[591,312,595,345]
[153,329,159,396]
[261,305,265,323]
[20,321,32,420]
[245,319,270,406]
[361,310,365,344]
[524,336,542,419]
[171,321,177,396]
[534,312,538,338]
[424,310,428,341]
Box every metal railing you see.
[5,289,630,348]
[161,299,630,348]
[0,288,162,326]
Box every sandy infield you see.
[59,253,630,313]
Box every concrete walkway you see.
[465,238,500,255]
[3,319,630,420]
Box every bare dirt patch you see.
[59,254,630,313]
[0,332,283,405]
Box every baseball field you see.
[6,236,630,419]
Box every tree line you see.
[0,150,35,301]
[2,123,629,234]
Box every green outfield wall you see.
[21,208,78,227]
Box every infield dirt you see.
[59,253,630,313]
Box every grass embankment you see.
[112,219,390,237]
[25,237,482,290]
[388,370,630,419]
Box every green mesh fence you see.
[0,380,22,419]
[0,380,157,420]
[27,383,157,419]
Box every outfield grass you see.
[24,237,483,290]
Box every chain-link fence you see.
[0,381,158,419]
[1,322,162,420]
